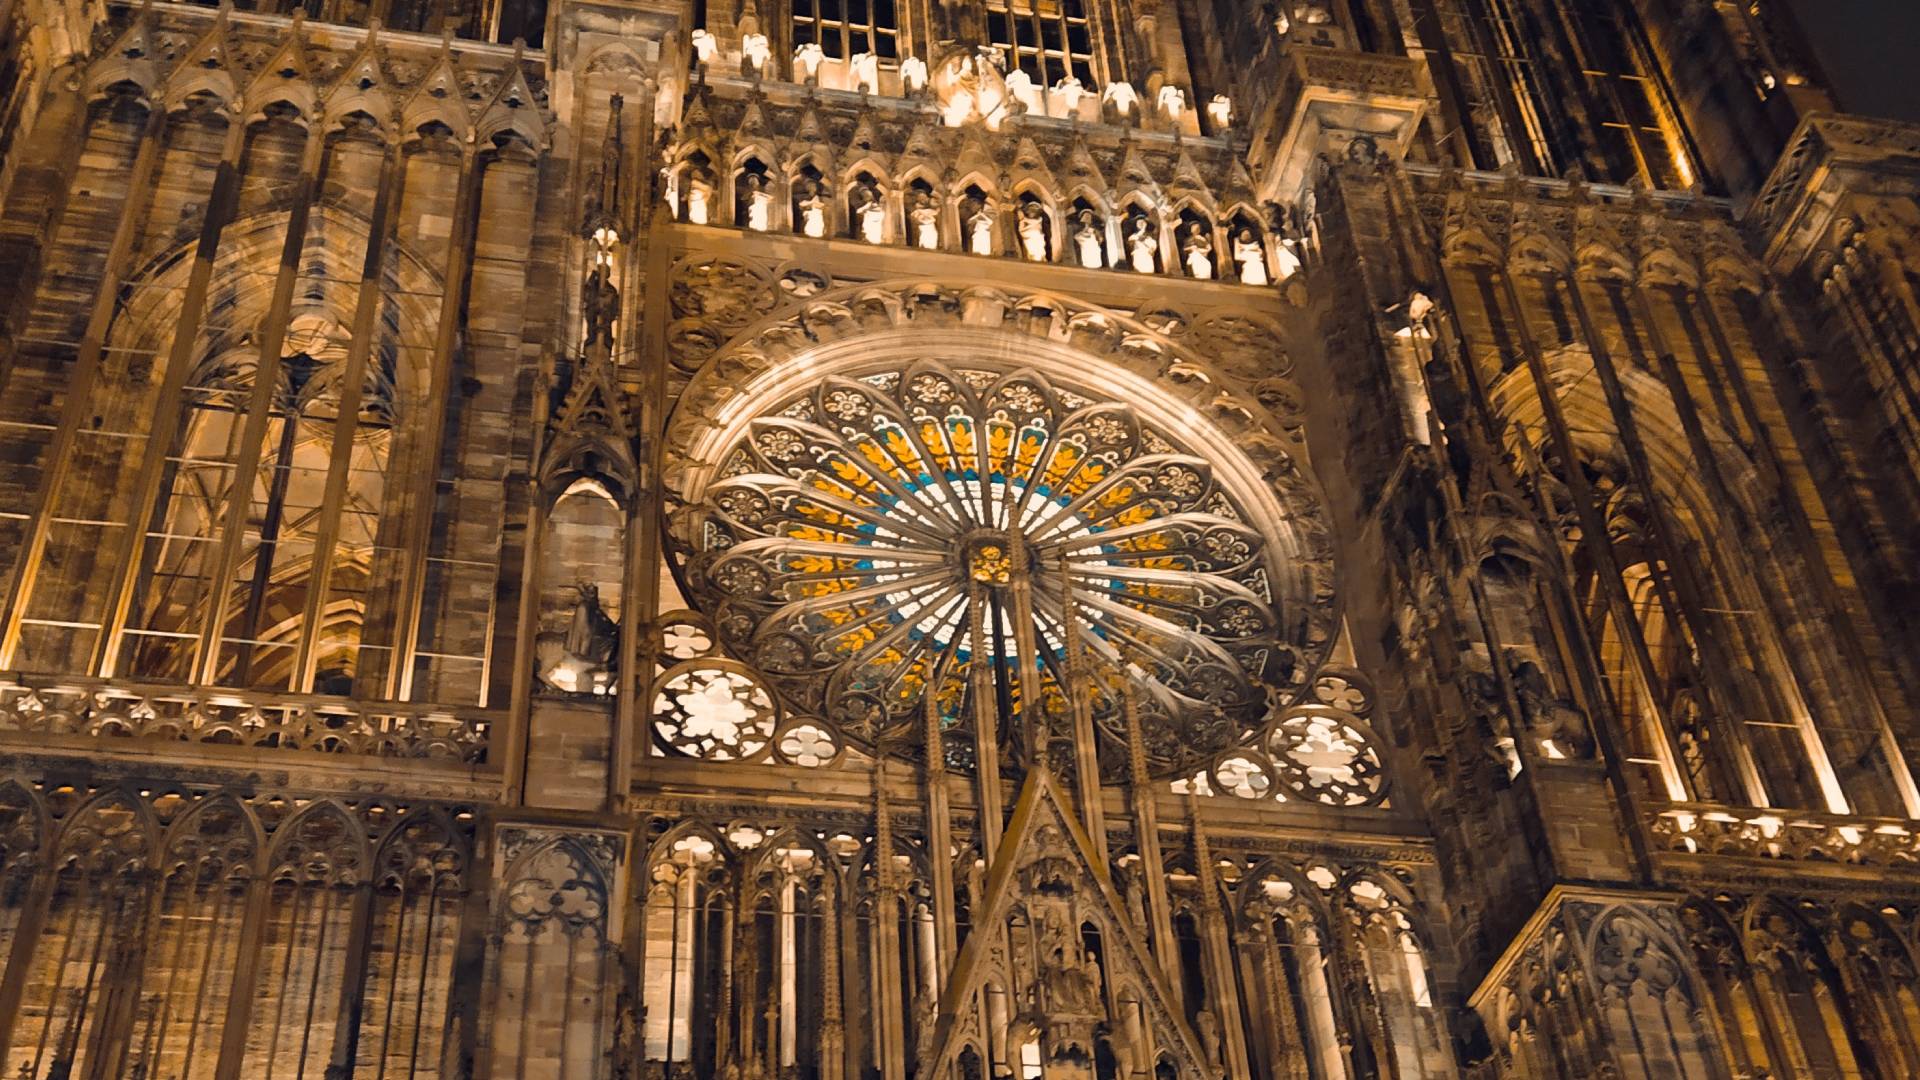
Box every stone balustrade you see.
[0,672,494,763]
[1650,802,1920,868]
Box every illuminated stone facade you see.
[0,0,1916,1076]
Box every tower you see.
[0,0,1916,1077]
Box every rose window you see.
[674,358,1318,778]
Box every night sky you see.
[1785,0,1920,122]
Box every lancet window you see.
[118,315,398,695]
[988,0,1098,88]
[793,0,900,60]
[1423,0,1697,187]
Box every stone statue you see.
[1123,873,1148,929]
[933,45,1010,129]
[741,33,771,74]
[966,198,996,256]
[583,264,619,347]
[739,172,775,232]
[1195,1008,1223,1071]
[1072,209,1105,268]
[910,189,942,250]
[1018,201,1051,262]
[1181,223,1214,280]
[849,50,880,94]
[1510,657,1593,758]
[853,179,887,243]
[535,583,618,695]
[1041,941,1102,1015]
[796,179,829,239]
[684,166,715,226]
[1233,228,1269,286]
[912,981,937,1036]
[1126,217,1159,274]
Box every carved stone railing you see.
[1649,803,1920,870]
[0,673,494,764]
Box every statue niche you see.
[535,582,618,695]
[533,478,626,696]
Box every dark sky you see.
[1785,0,1920,122]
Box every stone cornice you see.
[1745,110,1920,271]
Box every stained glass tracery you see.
[676,359,1313,778]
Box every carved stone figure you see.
[583,264,619,347]
[849,50,880,94]
[1127,217,1159,273]
[910,189,942,249]
[967,198,997,255]
[739,172,775,231]
[1018,202,1051,262]
[1510,657,1593,758]
[1195,1008,1223,1071]
[1041,940,1101,1016]
[797,179,829,238]
[933,45,1009,128]
[1233,228,1269,285]
[853,178,886,243]
[741,33,771,74]
[535,583,618,695]
[684,166,715,226]
[1073,209,1106,268]
[1181,223,1214,279]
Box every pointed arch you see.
[1583,906,1724,1080]
[236,799,370,1075]
[1340,871,1453,1078]
[2,788,156,1076]
[355,808,470,1078]
[488,836,615,1078]
[1741,896,1874,1078]
[139,795,261,1080]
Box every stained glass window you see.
[675,359,1296,777]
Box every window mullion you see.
[187,131,329,687]
[291,144,407,694]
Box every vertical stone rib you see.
[387,143,481,701]
[967,584,1005,863]
[1559,274,1771,807]
[922,689,957,974]
[1498,264,1686,828]
[1627,283,1861,814]
[291,137,406,690]
[0,99,166,668]
[1124,690,1179,998]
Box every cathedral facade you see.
[0,0,1917,1076]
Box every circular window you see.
[671,348,1334,778]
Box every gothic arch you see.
[159,792,265,874]
[645,818,735,876]
[1740,895,1877,1077]
[1827,902,1920,1074]
[50,786,160,869]
[1,788,157,1074]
